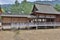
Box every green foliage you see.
[20,2,34,14]
[10,5,21,14]
[15,0,19,6]
[23,0,27,2]
[2,0,34,15]
[0,5,1,10]
[54,4,60,11]
[10,1,34,15]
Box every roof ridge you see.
[35,3,52,6]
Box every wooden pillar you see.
[1,16,3,30]
[11,17,12,29]
[36,15,39,30]
[44,18,47,29]
[50,18,52,28]
[53,18,56,29]
[34,18,37,30]
[44,15,47,29]
[27,20,30,30]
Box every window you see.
[42,19,45,22]
[38,19,41,21]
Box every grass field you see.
[0,29,60,40]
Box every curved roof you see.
[35,4,59,14]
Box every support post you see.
[54,21,56,29]
[36,15,39,30]
[44,18,47,29]
[36,26,38,30]
[27,22,30,30]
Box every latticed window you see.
[2,23,11,25]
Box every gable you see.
[32,5,38,12]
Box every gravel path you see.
[0,29,60,40]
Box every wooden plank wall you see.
[2,17,30,23]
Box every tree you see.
[10,0,21,14]
[54,4,60,11]
[15,0,19,6]
[0,5,2,13]
[10,0,33,15]
[23,0,27,2]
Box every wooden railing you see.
[11,22,60,27]
[2,22,60,29]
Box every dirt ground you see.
[0,29,60,40]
